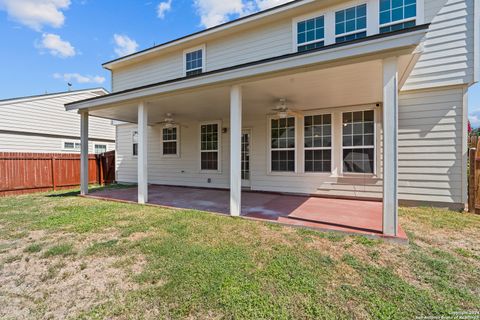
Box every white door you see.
[241,129,251,188]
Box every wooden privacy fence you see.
[468,136,480,213]
[0,151,115,197]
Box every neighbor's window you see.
[132,131,138,156]
[304,114,332,173]
[64,141,80,151]
[271,117,295,172]
[162,127,178,156]
[335,4,367,43]
[200,123,219,171]
[297,15,325,52]
[342,110,375,174]
[379,0,416,33]
[94,144,107,154]
[185,48,203,76]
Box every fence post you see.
[51,156,57,191]
[469,148,476,212]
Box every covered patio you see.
[86,185,407,241]
[66,26,428,240]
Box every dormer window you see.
[335,4,367,43]
[184,46,205,77]
[296,15,325,52]
[379,0,416,33]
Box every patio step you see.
[316,180,383,199]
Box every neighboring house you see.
[0,89,115,154]
[66,0,478,237]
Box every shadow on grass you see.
[46,184,135,198]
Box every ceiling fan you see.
[268,98,303,118]
[156,113,187,129]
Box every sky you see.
[0,0,479,126]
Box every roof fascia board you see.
[0,88,109,106]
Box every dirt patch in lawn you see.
[0,230,146,320]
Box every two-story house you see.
[66,0,478,238]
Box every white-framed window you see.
[379,0,416,33]
[94,144,107,154]
[162,126,179,157]
[63,141,81,152]
[200,122,220,171]
[184,45,205,77]
[296,15,325,52]
[342,110,375,174]
[335,4,367,43]
[304,114,332,173]
[270,117,296,172]
[132,131,138,156]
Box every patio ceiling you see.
[89,56,412,124]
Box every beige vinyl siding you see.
[115,122,231,188]
[0,90,116,153]
[0,133,114,154]
[0,91,115,141]
[112,52,183,92]
[404,0,475,90]
[397,86,466,204]
[206,19,293,71]
[111,0,475,93]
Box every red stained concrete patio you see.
[87,185,407,241]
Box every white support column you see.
[80,111,89,195]
[382,57,399,237]
[138,102,149,204]
[230,85,242,216]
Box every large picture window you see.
[304,114,332,173]
[200,123,219,171]
[379,0,416,33]
[162,127,178,156]
[297,15,325,52]
[335,4,367,43]
[342,110,375,174]
[271,117,295,172]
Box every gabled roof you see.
[102,0,314,70]
[0,88,109,106]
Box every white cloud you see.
[193,0,293,28]
[37,33,75,58]
[194,0,245,28]
[255,0,292,10]
[470,110,480,128]
[0,0,70,31]
[113,34,139,57]
[157,0,172,19]
[53,73,105,84]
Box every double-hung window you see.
[64,141,81,151]
[185,47,204,77]
[200,123,219,171]
[379,0,416,33]
[335,4,367,43]
[304,114,332,173]
[296,16,325,52]
[132,131,138,156]
[162,127,178,156]
[94,144,107,154]
[271,117,295,172]
[342,110,375,174]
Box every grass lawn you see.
[0,187,479,319]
